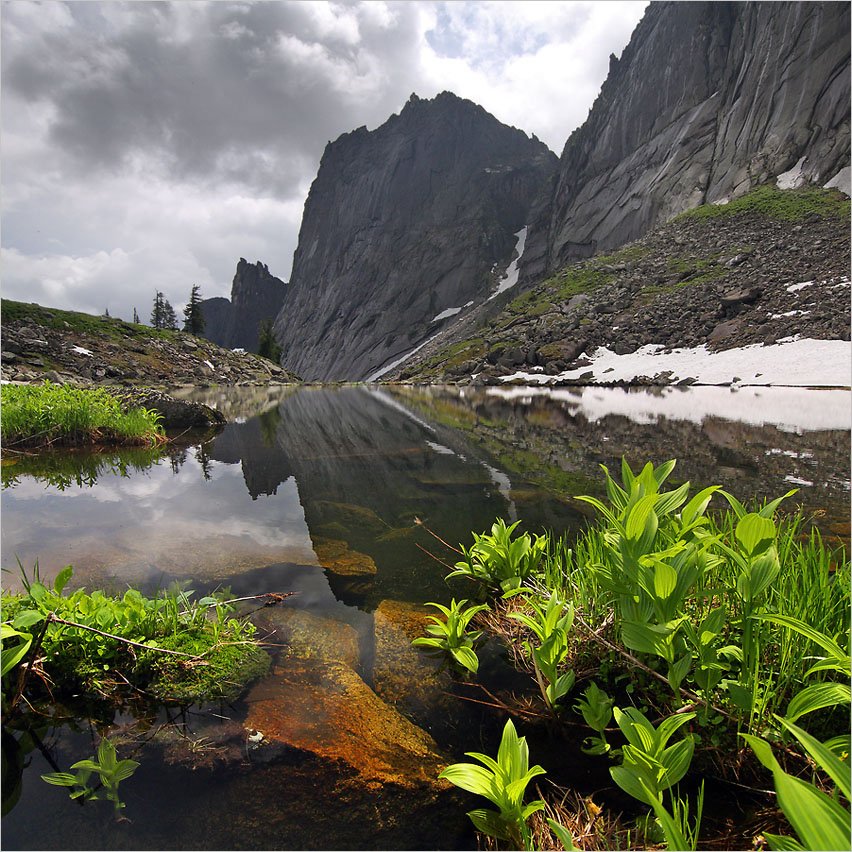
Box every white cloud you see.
[1,1,648,325]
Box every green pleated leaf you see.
[763,832,805,851]
[776,717,851,803]
[547,818,579,851]
[773,767,850,851]
[786,682,851,723]
[466,808,510,841]
[439,763,498,802]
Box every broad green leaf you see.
[652,459,677,489]
[753,614,849,668]
[451,645,479,673]
[53,564,73,596]
[757,489,798,519]
[1,625,32,676]
[726,680,754,711]
[439,763,499,801]
[667,652,692,692]
[111,759,140,783]
[735,513,776,557]
[41,772,81,787]
[681,485,721,526]
[776,717,851,802]
[785,682,851,723]
[742,733,851,851]
[773,765,850,850]
[610,764,657,806]
[654,480,691,518]
[718,489,748,520]
[763,832,805,850]
[11,609,44,630]
[466,808,510,841]
[547,818,579,851]
[652,561,678,601]
[700,606,726,638]
[661,737,695,788]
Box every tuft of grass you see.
[1,381,165,448]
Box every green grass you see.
[1,381,165,448]
[675,184,851,222]
[2,299,180,345]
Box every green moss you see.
[675,184,850,222]
[138,629,271,703]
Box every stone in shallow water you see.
[243,655,448,787]
[373,599,464,734]
[312,535,377,576]
[257,607,360,668]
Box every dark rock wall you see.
[273,91,557,381]
[521,1,851,283]
[201,259,288,352]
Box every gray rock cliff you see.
[202,258,288,352]
[521,1,851,284]
[273,91,557,381]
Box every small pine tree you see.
[257,318,283,363]
[104,307,110,317]
[162,299,178,331]
[182,284,205,336]
[133,307,140,324]
[150,291,165,329]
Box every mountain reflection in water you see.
[1,384,849,851]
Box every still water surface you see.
[2,384,849,849]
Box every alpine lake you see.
[2,382,849,850]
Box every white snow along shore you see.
[500,338,852,389]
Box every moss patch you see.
[676,184,850,222]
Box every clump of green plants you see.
[42,737,139,818]
[438,458,850,850]
[411,598,488,674]
[448,518,547,597]
[1,563,270,714]
[1,382,165,449]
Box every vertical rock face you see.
[521,1,851,284]
[201,258,287,352]
[273,91,557,381]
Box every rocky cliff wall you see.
[202,258,288,352]
[521,1,851,284]
[273,91,557,381]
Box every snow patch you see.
[366,333,440,382]
[431,306,462,323]
[499,339,851,389]
[784,475,814,487]
[786,280,814,293]
[70,346,92,357]
[202,359,215,371]
[824,165,851,197]
[489,227,528,301]
[776,155,807,190]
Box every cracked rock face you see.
[273,91,557,381]
[521,1,851,284]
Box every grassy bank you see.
[420,459,851,850]
[1,382,166,449]
[1,564,271,714]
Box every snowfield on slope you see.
[500,338,851,389]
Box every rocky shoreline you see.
[391,188,851,387]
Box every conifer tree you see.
[150,291,165,329]
[182,284,205,335]
[162,299,178,330]
[133,307,140,324]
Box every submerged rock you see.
[242,655,448,787]
[373,599,461,734]
[312,536,377,577]
[257,607,360,668]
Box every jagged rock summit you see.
[273,91,557,381]
[202,258,287,352]
[520,1,851,284]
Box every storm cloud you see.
[2,1,647,323]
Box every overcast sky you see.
[2,0,648,323]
